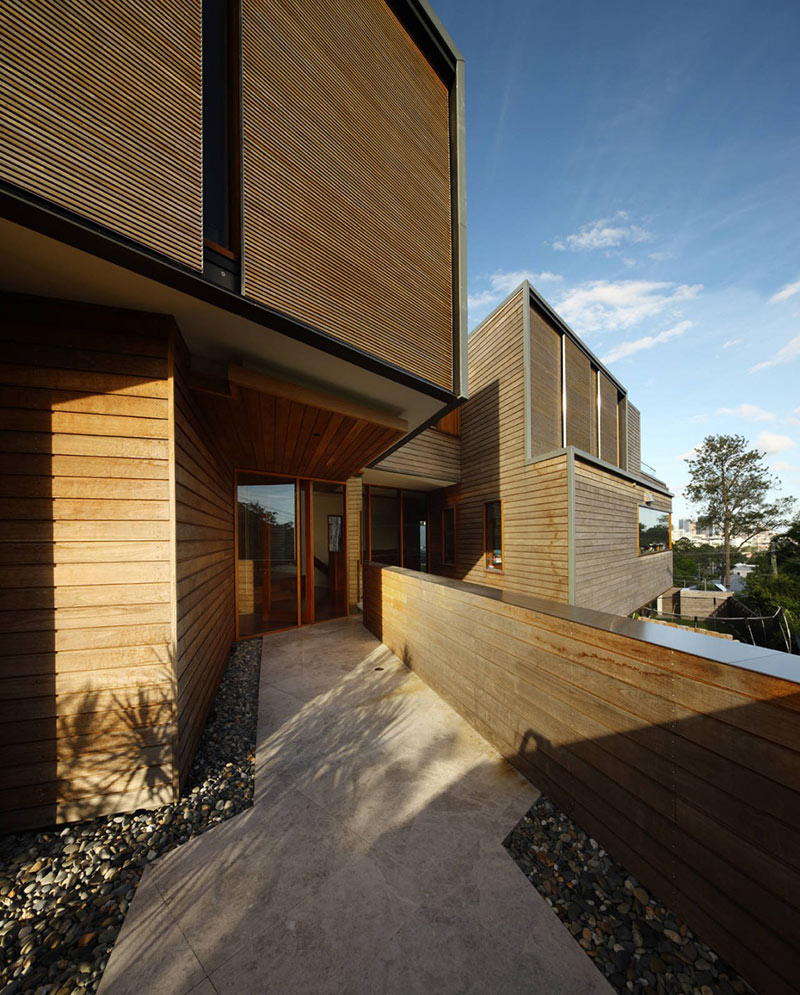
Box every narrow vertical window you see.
[483,501,503,571]
[442,507,455,566]
[203,0,240,269]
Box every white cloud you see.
[552,212,653,252]
[679,444,701,461]
[688,414,708,424]
[557,280,702,334]
[750,333,800,371]
[772,461,800,472]
[716,404,775,422]
[601,320,692,364]
[769,278,800,304]
[721,338,742,349]
[468,270,563,324]
[757,432,795,455]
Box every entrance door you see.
[237,474,298,636]
[236,473,347,637]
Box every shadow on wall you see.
[361,568,800,995]
[0,295,177,833]
[430,379,501,581]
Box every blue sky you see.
[434,0,800,519]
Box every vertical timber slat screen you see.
[363,564,800,995]
[529,308,562,457]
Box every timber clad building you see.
[3,7,800,995]
[0,0,466,831]
[368,282,673,616]
[0,0,671,834]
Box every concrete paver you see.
[99,616,612,994]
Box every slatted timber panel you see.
[363,564,800,995]
[598,373,619,466]
[573,458,672,615]
[172,336,235,785]
[425,290,569,602]
[530,308,562,457]
[627,402,641,473]
[617,397,628,471]
[0,298,176,832]
[192,386,403,482]
[0,0,202,269]
[241,0,453,389]
[346,477,363,611]
[375,427,461,483]
[564,337,594,454]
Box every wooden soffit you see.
[190,365,407,481]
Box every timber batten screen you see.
[529,308,562,457]
[241,0,454,388]
[0,0,203,269]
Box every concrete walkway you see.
[99,617,612,994]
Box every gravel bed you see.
[504,797,757,995]
[0,637,261,995]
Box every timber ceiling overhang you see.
[190,364,407,482]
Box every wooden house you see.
[367,282,673,615]
[0,0,466,830]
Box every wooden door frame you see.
[234,468,349,640]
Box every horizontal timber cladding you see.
[346,477,363,611]
[374,427,461,483]
[598,372,619,467]
[426,289,569,602]
[241,0,454,389]
[627,402,642,472]
[363,564,800,995]
[0,298,176,832]
[529,307,562,457]
[0,0,203,269]
[172,336,235,786]
[573,458,672,615]
[564,337,594,455]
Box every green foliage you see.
[740,520,800,651]
[684,434,795,587]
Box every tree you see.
[740,520,800,652]
[684,435,795,589]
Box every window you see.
[483,500,503,571]
[638,506,671,555]
[203,0,240,261]
[442,507,455,565]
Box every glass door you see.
[401,491,428,572]
[237,474,298,635]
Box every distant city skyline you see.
[434,0,800,520]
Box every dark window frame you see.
[483,500,503,572]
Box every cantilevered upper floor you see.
[0,0,466,457]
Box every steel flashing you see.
[567,447,576,605]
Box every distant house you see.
[367,282,673,616]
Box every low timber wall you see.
[363,563,800,995]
